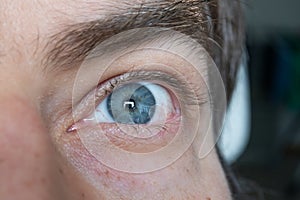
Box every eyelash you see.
[94,70,206,108]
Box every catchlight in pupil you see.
[124,99,136,111]
[107,83,156,124]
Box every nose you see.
[0,95,66,200]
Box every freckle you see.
[81,193,85,199]
[206,197,211,200]
[59,168,64,175]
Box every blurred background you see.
[232,0,300,199]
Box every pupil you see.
[124,99,136,111]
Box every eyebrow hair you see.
[44,0,216,72]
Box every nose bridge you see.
[0,95,49,156]
[0,95,64,199]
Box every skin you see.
[0,1,232,200]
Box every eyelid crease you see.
[94,70,208,107]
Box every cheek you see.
[58,131,231,199]
[0,96,48,157]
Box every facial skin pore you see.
[0,1,232,199]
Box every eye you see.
[68,70,208,173]
[69,73,183,154]
[94,82,175,125]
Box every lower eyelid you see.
[99,113,181,153]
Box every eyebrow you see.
[44,0,213,72]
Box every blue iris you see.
[107,83,156,124]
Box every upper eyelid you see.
[94,70,208,107]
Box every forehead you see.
[0,0,146,63]
[0,0,137,40]
[0,0,166,36]
[0,0,210,73]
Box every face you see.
[0,1,232,200]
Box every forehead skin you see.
[0,1,232,200]
[0,0,108,68]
